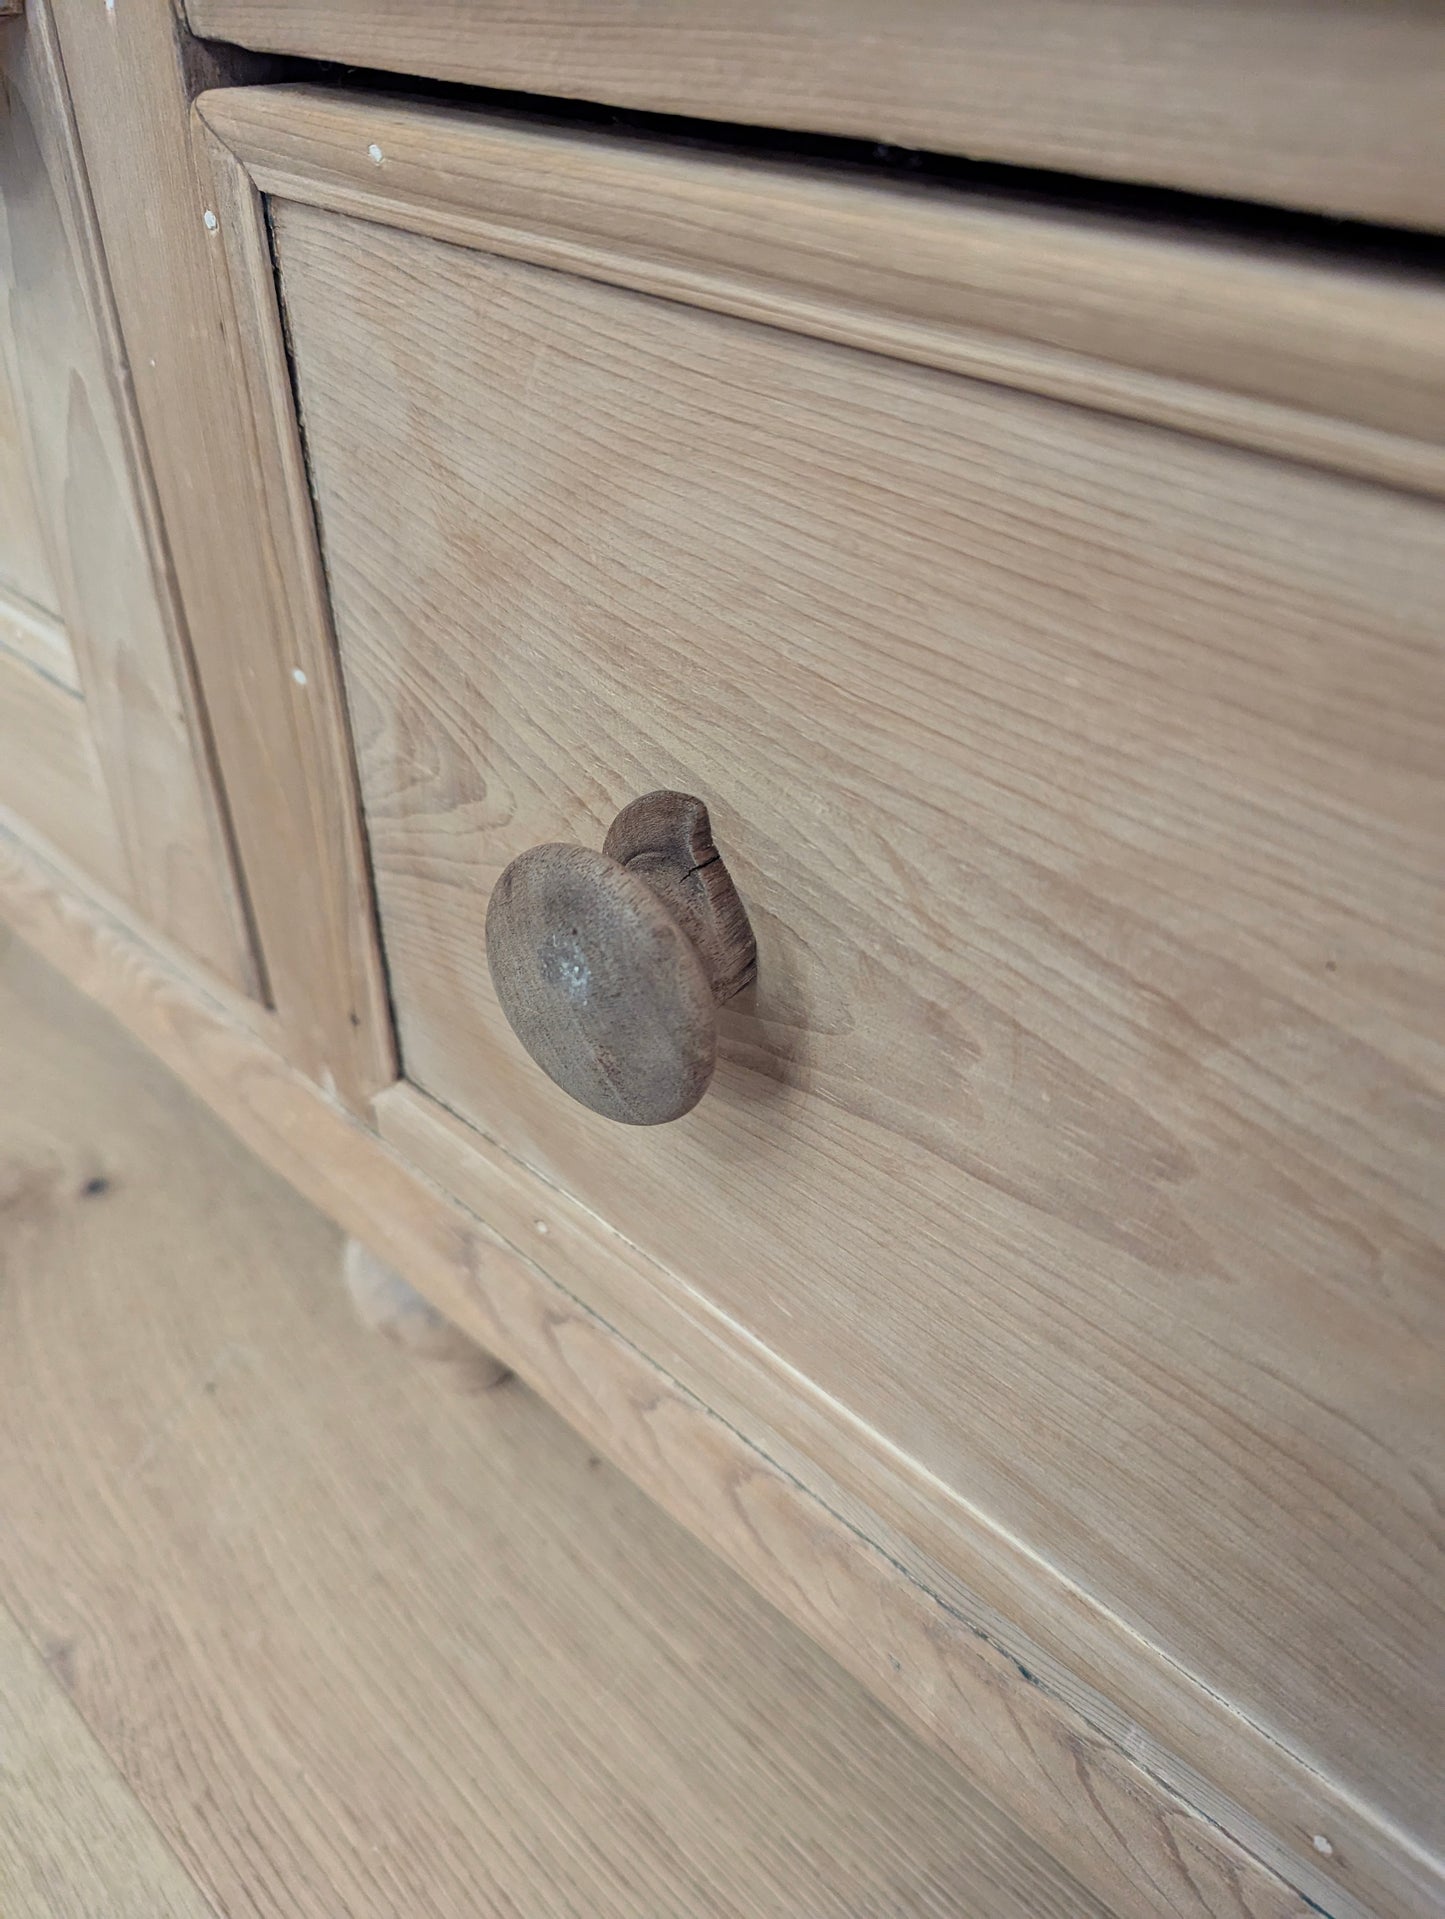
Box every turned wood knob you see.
[485,791,757,1125]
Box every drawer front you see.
[275,196,1444,1827]
[200,88,1445,1919]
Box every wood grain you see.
[0,826,1323,1919]
[0,925,1121,1919]
[0,2,255,992]
[42,0,392,1101]
[183,0,1445,230]
[487,842,720,1125]
[0,1599,215,1919]
[602,790,758,1004]
[198,85,1445,498]
[269,199,1445,1893]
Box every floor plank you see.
[0,928,1112,1919]
[0,1597,216,1918]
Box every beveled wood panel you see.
[185,0,1445,230]
[0,1,255,991]
[271,196,1445,1889]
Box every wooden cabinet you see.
[2,8,1442,1918]
[190,83,1445,1919]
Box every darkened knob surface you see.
[485,791,757,1125]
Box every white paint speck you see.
[534,1220,550,1236]
[367,143,384,165]
[105,0,116,14]
[1312,1835,1334,1857]
[202,209,218,231]
[291,668,308,686]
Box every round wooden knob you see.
[485,791,757,1125]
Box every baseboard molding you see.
[0,825,1414,1919]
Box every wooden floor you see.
[0,928,1110,1919]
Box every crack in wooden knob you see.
[485,791,757,1125]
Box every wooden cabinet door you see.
[0,3,254,992]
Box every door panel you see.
[0,2,255,990]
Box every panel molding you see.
[196,85,1445,499]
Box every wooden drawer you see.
[185,0,1445,231]
[198,87,1445,1919]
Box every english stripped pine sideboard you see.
[1,5,1442,1917]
